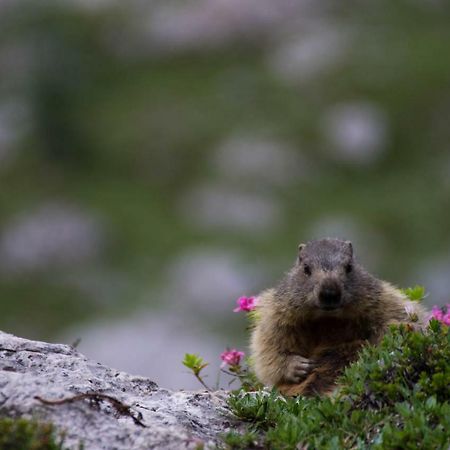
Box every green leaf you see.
[182,353,208,375]
[425,396,437,410]
[247,309,261,324]
[401,285,427,302]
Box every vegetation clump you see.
[224,321,450,449]
[0,417,70,450]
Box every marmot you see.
[250,238,426,396]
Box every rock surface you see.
[0,330,238,449]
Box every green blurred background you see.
[0,0,449,388]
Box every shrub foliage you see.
[224,322,450,449]
[0,418,70,450]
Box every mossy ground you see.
[223,322,450,449]
[0,418,72,450]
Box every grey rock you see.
[0,330,238,449]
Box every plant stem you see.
[195,373,211,391]
[215,366,222,390]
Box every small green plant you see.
[0,417,70,450]
[183,296,262,391]
[183,350,263,392]
[219,353,263,392]
[221,430,259,449]
[182,353,210,390]
[401,285,428,302]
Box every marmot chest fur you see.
[250,238,426,396]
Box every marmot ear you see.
[345,240,353,257]
[297,243,306,264]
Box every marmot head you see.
[277,238,381,317]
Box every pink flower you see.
[220,349,245,367]
[429,305,450,326]
[233,296,258,312]
[431,306,444,321]
[443,313,450,326]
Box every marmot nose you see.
[319,285,342,308]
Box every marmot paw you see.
[284,355,315,383]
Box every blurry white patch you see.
[269,27,350,82]
[321,102,388,165]
[63,311,241,390]
[0,99,29,167]
[60,268,130,307]
[0,41,36,87]
[61,0,115,11]
[308,216,385,269]
[147,0,311,51]
[0,203,104,275]
[211,134,310,186]
[412,258,450,306]
[180,183,281,232]
[164,247,264,314]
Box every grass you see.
[223,322,450,449]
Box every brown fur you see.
[250,239,426,397]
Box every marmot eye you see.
[345,263,353,274]
[304,265,312,276]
